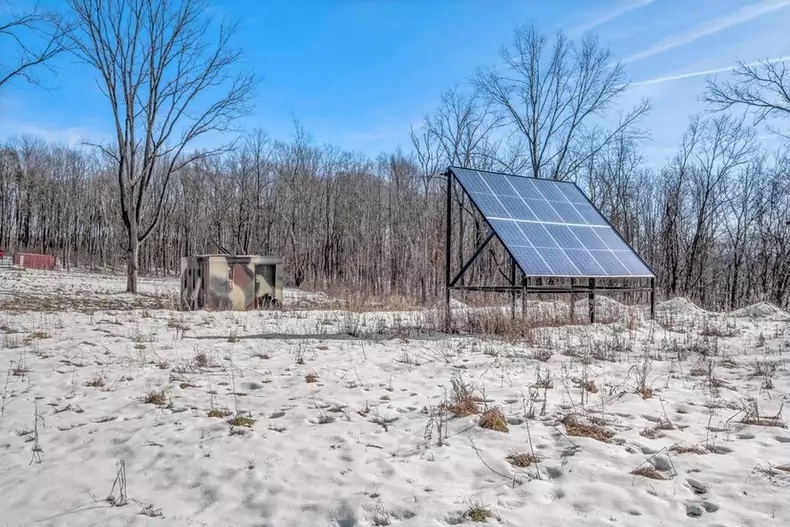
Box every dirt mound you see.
[732,302,790,320]
[656,297,705,317]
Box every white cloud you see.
[571,0,655,35]
[630,55,790,86]
[0,121,108,147]
[625,0,790,63]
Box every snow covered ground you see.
[0,269,788,526]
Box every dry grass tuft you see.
[562,413,613,443]
[506,452,538,468]
[305,372,319,383]
[479,407,508,433]
[631,466,667,480]
[463,504,494,523]
[144,390,167,406]
[193,351,209,368]
[445,377,481,417]
[85,374,106,388]
[636,386,654,399]
[669,443,708,455]
[207,408,232,418]
[228,414,255,427]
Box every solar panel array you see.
[449,167,654,278]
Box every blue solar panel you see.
[524,198,563,222]
[510,246,553,276]
[519,222,559,248]
[469,193,508,218]
[550,201,587,224]
[489,219,530,246]
[498,196,537,221]
[449,167,654,278]
[569,226,609,250]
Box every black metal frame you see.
[444,167,657,324]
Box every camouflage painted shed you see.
[180,255,284,311]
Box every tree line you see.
[1,1,789,310]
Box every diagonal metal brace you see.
[449,231,496,287]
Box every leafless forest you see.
[2,1,790,310]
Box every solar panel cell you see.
[524,199,563,222]
[592,227,630,251]
[573,201,608,226]
[489,219,530,246]
[534,181,567,202]
[511,246,553,275]
[544,224,583,249]
[565,249,606,275]
[569,226,609,250]
[589,250,630,275]
[555,182,589,203]
[613,250,653,276]
[519,222,559,248]
[538,247,580,275]
[451,168,490,193]
[470,193,508,218]
[480,173,518,196]
[550,201,586,224]
[498,196,537,221]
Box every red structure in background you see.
[13,253,56,270]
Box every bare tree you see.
[0,1,69,89]
[705,59,790,136]
[476,24,649,180]
[66,0,257,292]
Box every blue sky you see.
[2,0,790,166]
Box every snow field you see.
[0,269,788,526]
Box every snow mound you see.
[732,302,790,320]
[574,295,625,314]
[656,297,705,317]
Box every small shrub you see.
[305,372,319,383]
[479,407,508,433]
[194,352,209,368]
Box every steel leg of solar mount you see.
[510,259,516,319]
[650,277,656,320]
[445,170,452,326]
[569,278,576,323]
[449,231,495,287]
[589,278,596,324]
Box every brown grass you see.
[631,466,667,480]
[228,414,255,427]
[207,408,232,418]
[144,390,167,406]
[305,372,319,383]
[669,443,708,455]
[741,415,785,428]
[562,414,613,443]
[479,407,508,433]
[85,374,106,388]
[636,386,654,399]
[444,376,481,417]
[506,452,538,468]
